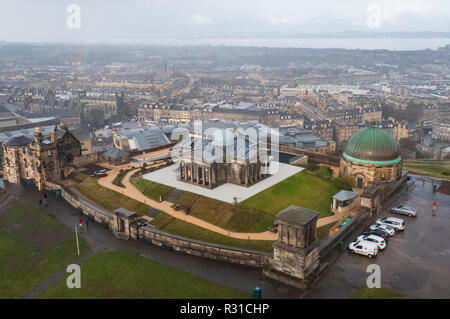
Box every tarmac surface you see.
[305,175,450,299]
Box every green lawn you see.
[41,251,250,299]
[112,168,133,187]
[240,171,339,219]
[151,212,274,252]
[0,201,89,298]
[350,287,404,299]
[131,177,174,202]
[404,160,450,180]
[76,174,150,215]
[175,191,274,233]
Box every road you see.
[305,175,450,299]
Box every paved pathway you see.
[97,167,278,241]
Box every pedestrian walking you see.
[39,199,42,207]
[86,218,89,231]
[78,218,84,233]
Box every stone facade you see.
[178,161,266,189]
[264,206,321,289]
[340,157,403,189]
[2,126,81,190]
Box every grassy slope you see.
[151,212,274,253]
[41,251,250,299]
[350,287,404,299]
[404,160,450,180]
[240,171,338,218]
[176,191,274,233]
[0,202,89,298]
[76,174,150,215]
[131,177,174,201]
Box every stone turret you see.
[34,127,43,143]
[50,126,57,143]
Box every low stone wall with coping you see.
[136,225,273,268]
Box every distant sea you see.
[145,37,450,51]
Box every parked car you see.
[369,224,396,236]
[376,217,406,231]
[356,234,387,250]
[348,240,379,258]
[391,205,417,217]
[361,229,389,241]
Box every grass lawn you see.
[404,160,450,180]
[76,173,150,215]
[240,171,339,219]
[131,177,174,202]
[112,168,133,187]
[175,191,274,233]
[151,212,274,252]
[0,201,89,298]
[41,251,250,299]
[350,287,404,299]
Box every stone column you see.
[212,165,216,186]
[244,165,249,185]
[209,167,212,188]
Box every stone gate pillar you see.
[263,205,320,289]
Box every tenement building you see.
[2,125,81,190]
[339,127,402,189]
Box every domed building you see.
[339,127,402,189]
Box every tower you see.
[263,205,320,289]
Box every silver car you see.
[391,205,417,217]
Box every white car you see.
[356,234,387,250]
[376,217,406,231]
[369,223,396,236]
[348,240,379,258]
[391,205,417,217]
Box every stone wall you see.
[45,181,113,227]
[279,145,340,166]
[45,181,272,268]
[72,153,101,168]
[318,210,368,258]
[137,225,273,268]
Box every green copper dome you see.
[343,128,401,165]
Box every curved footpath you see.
[97,166,277,240]
[96,164,346,240]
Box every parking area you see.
[305,175,450,299]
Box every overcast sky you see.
[0,0,449,43]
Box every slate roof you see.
[3,135,33,147]
[103,147,129,158]
[276,205,319,226]
[117,127,170,151]
[332,190,358,202]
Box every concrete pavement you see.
[304,175,450,299]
